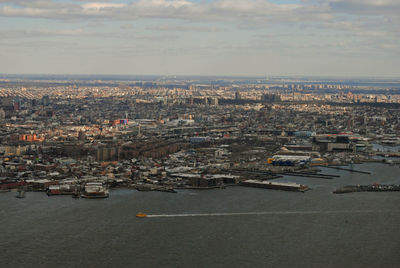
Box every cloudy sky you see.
[0,0,399,77]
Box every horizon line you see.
[1,73,400,80]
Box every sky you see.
[0,0,399,77]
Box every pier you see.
[323,166,371,174]
[228,168,339,180]
[277,171,339,179]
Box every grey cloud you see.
[0,0,331,24]
[329,0,400,16]
[146,24,224,32]
[0,28,87,38]
[0,0,398,22]
[0,28,178,41]
[0,0,398,44]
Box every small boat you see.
[72,191,80,199]
[81,182,109,199]
[136,212,147,218]
[16,190,25,198]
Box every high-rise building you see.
[261,93,281,103]
[235,90,241,100]
[0,108,5,122]
[42,95,50,106]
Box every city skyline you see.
[1,0,399,77]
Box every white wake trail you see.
[145,210,400,218]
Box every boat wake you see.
[144,210,400,218]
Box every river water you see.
[1,163,400,268]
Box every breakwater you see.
[333,184,400,194]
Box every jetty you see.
[333,184,400,194]
[323,166,371,174]
[227,168,338,180]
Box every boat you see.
[47,184,79,196]
[81,182,109,199]
[16,189,25,198]
[155,187,177,193]
[136,212,147,218]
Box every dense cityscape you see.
[1,75,400,197]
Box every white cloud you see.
[82,3,126,11]
[135,0,194,9]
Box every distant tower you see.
[13,97,21,111]
[347,117,353,131]
[212,97,218,106]
[0,108,5,122]
[42,95,50,106]
[235,90,241,100]
[78,130,86,141]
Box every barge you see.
[240,179,309,192]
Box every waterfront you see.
[1,163,400,268]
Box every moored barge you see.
[240,179,309,192]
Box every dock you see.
[323,166,371,174]
[277,171,339,179]
[228,168,339,180]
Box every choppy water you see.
[1,163,400,268]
